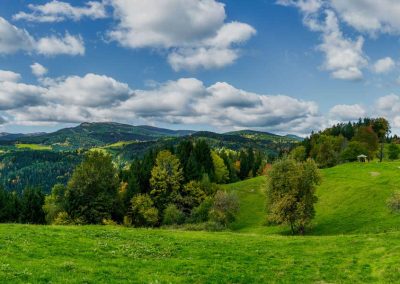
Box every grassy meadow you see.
[1,161,400,282]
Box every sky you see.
[1,0,400,136]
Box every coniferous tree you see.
[19,187,45,224]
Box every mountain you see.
[225,129,300,143]
[0,132,46,142]
[15,122,196,149]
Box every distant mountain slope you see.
[16,122,196,149]
[225,129,301,143]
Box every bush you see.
[53,212,74,225]
[190,197,213,223]
[209,191,239,226]
[129,194,159,227]
[163,204,185,225]
[388,143,400,160]
[387,191,400,213]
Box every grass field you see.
[1,225,400,283]
[15,143,52,150]
[1,161,400,282]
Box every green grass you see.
[1,225,400,283]
[15,143,52,150]
[3,161,400,282]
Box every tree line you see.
[0,139,266,228]
[292,117,395,168]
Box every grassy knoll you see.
[2,161,400,282]
[1,224,400,283]
[15,143,52,151]
[225,161,400,235]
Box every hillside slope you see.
[224,161,400,235]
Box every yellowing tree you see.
[211,151,229,184]
[150,150,183,210]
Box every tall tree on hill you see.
[267,159,320,235]
[64,151,120,224]
[371,118,390,162]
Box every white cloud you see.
[0,17,84,56]
[0,17,34,54]
[277,0,323,14]
[316,11,368,80]
[43,73,132,107]
[0,70,21,82]
[329,104,366,121]
[107,0,255,71]
[277,2,369,80]
[14,0,107,22]
[0,81,45,110]
[330,0,400,35]
[36,33,85,56]
[31,63,48,77]
[372,57,395,74]
[2,73,322,135]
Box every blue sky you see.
[1,0,400,135]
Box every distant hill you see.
[15,122,196,149]
[225,129,301,143]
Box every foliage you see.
[0,187,20,223]
[267,159,320,235]
[0,150,81,193]
[64,151,120,224]
[340,141,368,162]
[163,204,185,225]
[150,150,184,211]
[190,197,213,223]
[128,194,159,227]
[290,146,307,162]
[177,180,207,214]
[211,151,229,184]
[388,143,400,160]
[209,191,240,226]
[19,187,46,224]
[352,126,379,159]
[43,184,66,224]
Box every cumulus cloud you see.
[1,72,323,135]
[36,33,85,56]
[0,81,45,110]
[107,0,255,71]
[44,73,132,107]
[0,17,84,56]
[0,70,21,82]
[372,57,395,74]
[329,0,400,35]
[329,104,366,121]
[278,2,369,80]
[13,0,107,22]
[318,11,368,80]
[31,63,48,77]
[0,17,34,54]
[277,0,323,14]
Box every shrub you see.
[129,194,159,227]
[53,212,74,225]
[209,191,240,226]
[163,204,185,225]
[190,197,213,223]
[387,191,400,213]
[388,143,400,160]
